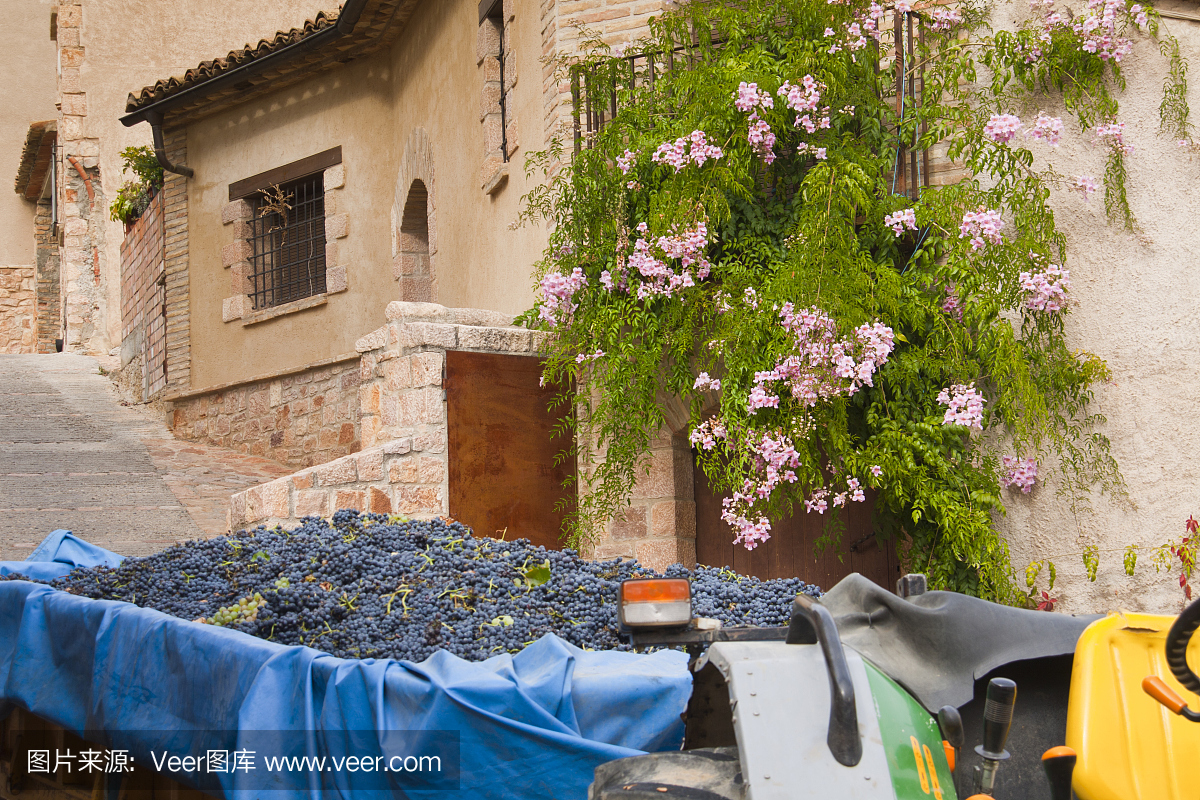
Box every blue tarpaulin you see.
[0,529,124,579]
[0,533,692,799]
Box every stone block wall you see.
[583,429,698,569]
[229,437,445,531]
[119,192,166,400]
[0,266,37,353]
[167,356,362,468]
[226,300,701,573]
[34,198,60,353]
[227,303,542,523]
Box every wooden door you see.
[693,459,901,592]
[445,351,573,550]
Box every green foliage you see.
[108,146,164,225]
[520,0,1181,603]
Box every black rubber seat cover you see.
[820,574,1100,712]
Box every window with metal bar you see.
[247,173,326,310]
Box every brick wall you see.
[167,356,362,468]
[162,129,191,392]
[0,266,37,353]
[120,192,167,399]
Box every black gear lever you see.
[973,677,1017,795]
[1041,746,1076,800]
[937,705,963,774]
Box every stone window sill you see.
[242,293,329,326]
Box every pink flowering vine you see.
[1001,456,1039,492]
[622,220,713,299]
[1071,175,1098,201]
[1095,122,1134,155]
[983,113,1024,144]
[941,284,964,321]
[1019,264,1071,312]
[693,372,722,392]
[616,149,636,174]
[1026,112,1064,146]
[734,82,774,112]
[651,131,725,171]
[884,208,917,236]
[926,5,963,30]
[747,115,777,163]
[538,267,587,326]
[960,208,1004,250]
[938,383,986,429]
[689,417,728,450]
[748,305,895,413]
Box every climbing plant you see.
[109,146,164,226]
[519,0,1189,603]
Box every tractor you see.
[591,572,1200,800]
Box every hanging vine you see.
[518,0,1188,603]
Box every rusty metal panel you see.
[446,351,574,550]
[693,459,900,592]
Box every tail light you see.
[619,578,691,628]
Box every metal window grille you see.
[570,17,929,199]
[248,173,326,309]
[483,1,509,163]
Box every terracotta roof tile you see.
[125,0,417,128]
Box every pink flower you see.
[539,267,587,326]
[574,350,605,363]
[1072,175,1099,201]
[959,208,1004,251]
[616,149,637,174]
[1095,121,1134,155]
[1019,264,1071,312]
[937,383,986,430]
[983,114,1024,144]
[651,131,724,172]
[1000,456,1038,493]
[747,114,777,164]
[734,82,774,112]
[693,372,722,392]
[884,208,917,236]
[941,284,963,321]
[870,465,883,477]
[1026,112,1064,146]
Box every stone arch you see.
[396,181,432,301]
[392,128,437,301]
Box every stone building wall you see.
[582,429,698,570]
[226,300,702,574]
[167,355,363,469]
[0,266,36,353]
[33,198,60,353]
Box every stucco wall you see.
[986,3,1200,614]
[181,0,562,391]
[388,0,548,315]
[0,0,57,264]
[183,54,396,390]
[58,0,321,354]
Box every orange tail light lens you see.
[619,578,692,628]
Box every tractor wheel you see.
[588,747,744,800]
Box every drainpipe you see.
[145,110,192,178]
[119,0,371,179]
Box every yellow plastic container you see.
[1067,611,1200,800]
